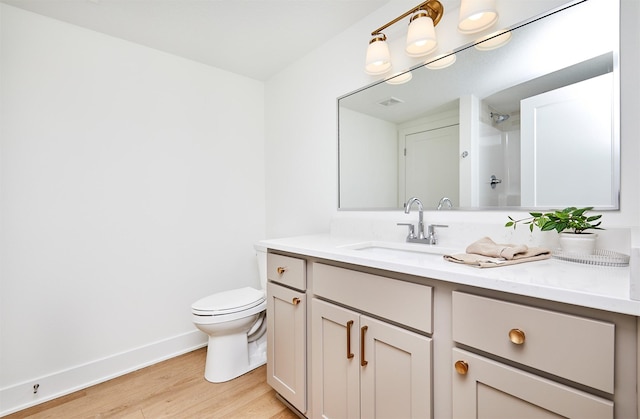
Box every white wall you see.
[0,5,265,414]
[265,0,640,239]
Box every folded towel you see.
[443,252,551,268]
[443,237,551,268]
[465,236,529,260]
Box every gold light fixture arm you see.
[371,0,444,36]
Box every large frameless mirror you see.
[338,0,619,211]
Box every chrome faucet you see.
[404,197,426,240]
[437,197,453,210]
[398,197,449,244]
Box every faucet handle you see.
[397,223,416,239]
[428,224,449,233]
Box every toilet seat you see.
[191,287,265,316]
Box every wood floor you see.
[6,348,299,419]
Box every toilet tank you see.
[254,244,267,291]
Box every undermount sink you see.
[340,241,460,257]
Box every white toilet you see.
[191,248,268,383]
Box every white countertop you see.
[258,234,640,317]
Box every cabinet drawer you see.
[452,291,614,393]
[267,253,306,290]
[313,263,432,334]
[452,348,613,419]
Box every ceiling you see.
[0,0,392,81]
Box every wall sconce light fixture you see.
[365,34,392,75]
[458,0,499,34]
[474,30,512,51]
[385,71,413,85]
[365,0,444,75]
[425,52,457,70]
[366,0,502,76]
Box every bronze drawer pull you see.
[454,360,469,375]
[277,266,287,275]
[346,320,354,359]
[509,328,526,345]
[360,326,369,366]
[292,297,301,306]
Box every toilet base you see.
[204,332,267,383]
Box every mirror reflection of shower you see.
[478,106,521,207]
[490,112,510,124]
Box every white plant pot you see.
[558,232,598,255]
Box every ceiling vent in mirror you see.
[378,97,404,107]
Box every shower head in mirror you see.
[490,112,510,124]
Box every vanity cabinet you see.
[264,248,638,418]
[266,254,307,414]
[311,263,432,419]
[452,291,614,418]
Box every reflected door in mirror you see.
[403,125,459,208]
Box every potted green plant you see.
[505,206,603,254]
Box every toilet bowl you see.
[191,247,268,383]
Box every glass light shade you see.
[458,0,499,34]
[385,71,413,85]
[365,35,391,75]
[474,30,512,51]
[425,53,456,70]
[405,12,437,57]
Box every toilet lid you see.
[191,287,265,316]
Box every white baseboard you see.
[0,330,207,417]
